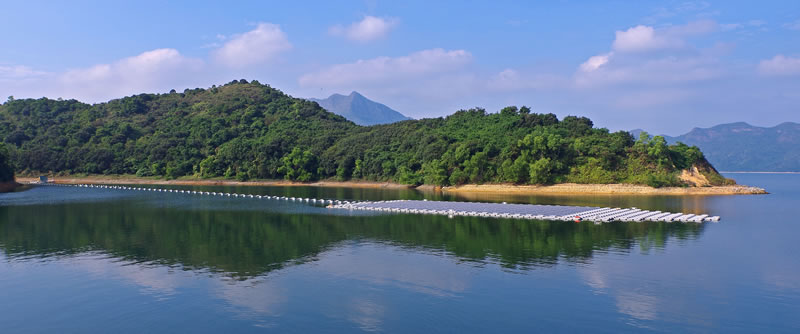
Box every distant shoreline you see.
[16,176,410,190]
[441,183,767,196]
[17,175,768,196]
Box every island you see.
[0,80,765,195]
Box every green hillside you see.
[0,80,729,187]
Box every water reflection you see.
[0,187,705,276]
[0,186,709,330]
[3,180,798,332]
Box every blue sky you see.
[1,0,799,134]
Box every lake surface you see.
[1,174,798,333]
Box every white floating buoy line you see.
[51,182,350,207]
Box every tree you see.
[277,147,318,181]
[0,143,15,182]
[647,136,669,167]
[422,159,448,186]
[529,157,553,184]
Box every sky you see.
[1,0,799,135]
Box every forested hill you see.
[0,80,729,187]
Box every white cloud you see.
[758,55,800,76]
[612,21,717,53]
[299,48,471,87]
[329,16,398,42]
[612,25,681,52]
[0,24,291,102]
[575,55,722,88]
[57,48,203,101]
[577,21,724,89]
[213,23,292,68]
[579,52,613,72]
[0,65,49,80]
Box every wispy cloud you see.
[299,48,471,87]
[579,53,613,72]
[0,65,49,81]
[577,21,723,88]
[784,19,800,31]
[642,1,714,24]
[329,16,398,42]
[56,48,204,101]
[1,22,295,102]
[213,23,292,68]
[758,55,800,76]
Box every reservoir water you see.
[1,173,798,333]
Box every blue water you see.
[1,174,798,333]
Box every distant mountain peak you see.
[662,121,800,172]
[308,92,412,126]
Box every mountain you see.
[660,122,800,172]
[309,91,411,126]
[0,80,728,187]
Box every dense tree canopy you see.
[0,80,728,187]
[0,143,14,182]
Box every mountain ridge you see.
[636,122,800,172]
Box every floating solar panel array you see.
[330,200,720,223]
[39,183,720,223]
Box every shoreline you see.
[16,175,768,196]
[441,183,767,196]
[0,181,22,193]
[16,176,411,190]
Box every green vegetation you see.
[0,80,728,187]
[0,143,14,182]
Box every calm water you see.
[1,174,798,333]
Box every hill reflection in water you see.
[0,186,704,277]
